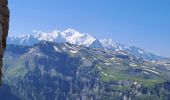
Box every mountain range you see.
[7,28,164,61]
[2,41,170,100]
[1,28,170,100]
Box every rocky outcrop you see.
[0,0,9,84]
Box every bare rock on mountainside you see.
[0,0,10,84]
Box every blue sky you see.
[9,0,170,57]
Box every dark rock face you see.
[0,0,9,83]
[2,42,170,100]
[0,84,20,100]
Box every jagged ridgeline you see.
[1,41,170,100]
[7,29,165,61]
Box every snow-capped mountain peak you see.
[64,28,80,36]
[8,28,96,47]
[7,28,164,61]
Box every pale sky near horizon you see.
[8,0,170,57]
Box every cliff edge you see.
[0,0,9,84]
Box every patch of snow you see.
[104,73,108,76]
[129,63,138,67]
[152,60,156,63]
[65,43,74,49]
[93,58,97,60]
[143,68,159,75]
[115,49,119,51]
[134,82,138,85]
[141,66,151,69]
[138,49,144,54]
[35,53,41,56]
[82,58,86,60]
[28,48,34,53]
[105,63,112,66]
[70,50,78,54]
[124,45,132,50]
[164,64,167,66]
[111,58,116,60]
[53,46,60,52]
[116,63,120,65]
[62,47,67,51]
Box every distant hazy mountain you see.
[7,28,164,61]
[2,41,170,100]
